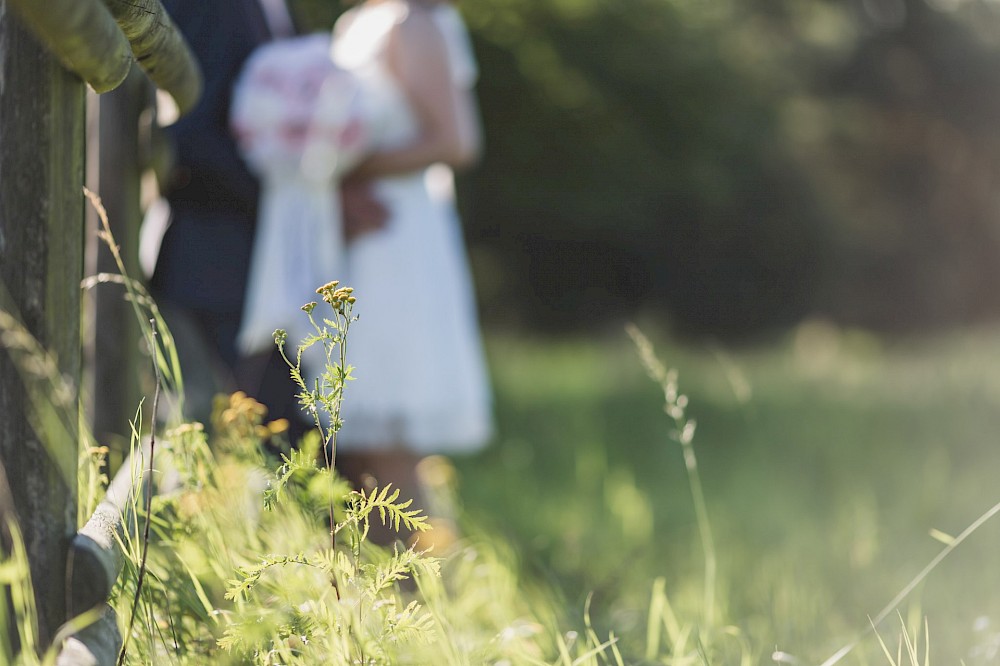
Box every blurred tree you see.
[461,0,835,337]
[461,0,1000,338]
[800,0,1000,332]
[288,0,341,33]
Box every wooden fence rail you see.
[60,440,155,666]
[102,0,201,114]
[7,0,201,113]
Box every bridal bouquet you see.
[230,33,372,356]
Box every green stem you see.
[118,322,160,666]
[681,440,715,629]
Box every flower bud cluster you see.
[212,391,287,444]
[315,281,356,308]
[218,391,267,427]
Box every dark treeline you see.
[295,0,1000,340]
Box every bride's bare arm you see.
[349,7,481,178]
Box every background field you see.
[450,324,1000,662]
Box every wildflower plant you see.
[274,280,357,462]
[213,282,435,662]
[272,281,429,548]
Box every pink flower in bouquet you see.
[231,33,370,182]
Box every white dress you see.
[332,1,493,453]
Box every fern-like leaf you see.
[354,485,430,533]
[384,600,436,645]
[224,553,314,602]
[263,448,321,510]
[362,547,422,597]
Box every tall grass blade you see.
[117,321,161,666]
[646,577,666,660]
[83,188,185,414]
[821,497,1000,665]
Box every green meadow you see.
[11,303,1000,663]
[455,323,1000,663]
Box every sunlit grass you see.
[457,322,1000,663]
[11,250,1000,662]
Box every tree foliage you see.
[296,0,1000,338]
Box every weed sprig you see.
[627,324,717,630]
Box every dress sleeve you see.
[432,5,478,89]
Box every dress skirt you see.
[336,166,493,454]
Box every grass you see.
[10,252,1000,662]
[455,321,1000,663]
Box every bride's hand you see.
[341,177,389,242]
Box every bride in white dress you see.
[331,0,493,497]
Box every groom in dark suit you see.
[150,0,279,427]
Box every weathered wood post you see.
[1,0,200,658]
[0,0,87,649]
[85,69,147,456]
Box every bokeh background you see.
[278,0,1000,660]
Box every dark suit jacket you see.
[151,0,271,315]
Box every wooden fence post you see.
[85,69,147,457]
[0,0,86,651]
